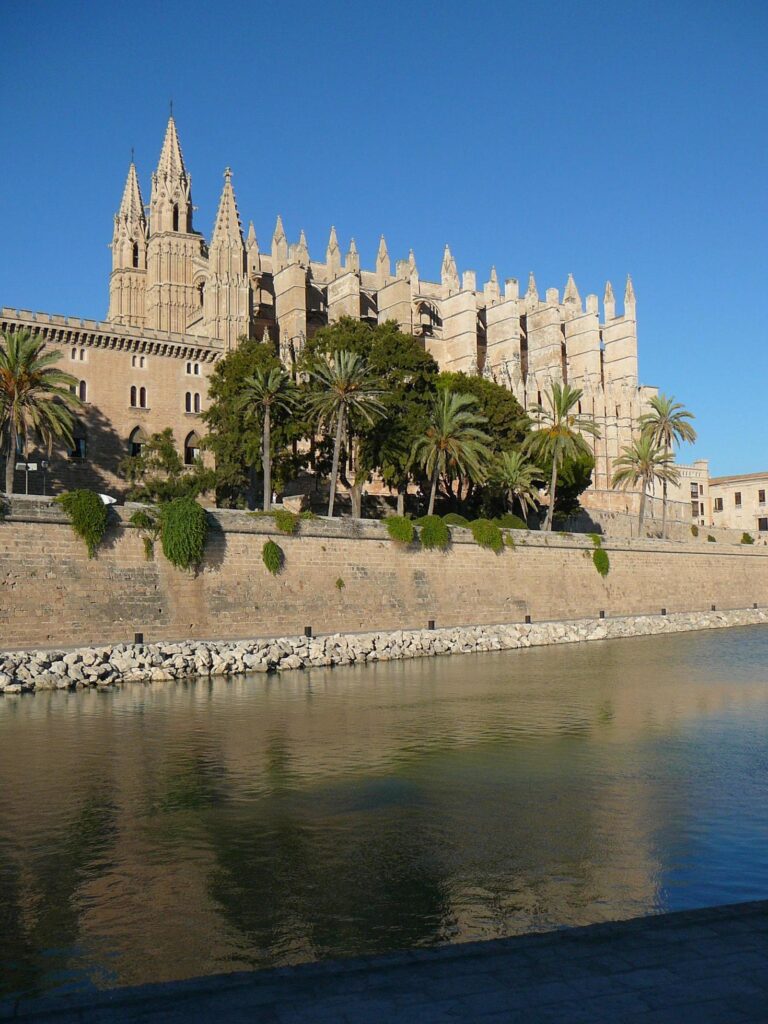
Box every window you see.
[139,387,147,409]
[140,355,145,368]
[690,483,699,498]
[132,242,139,268]
[131,355,136,367]
[759,517,768,533]
[172,204,179,231]
[699,503,705,517]
[184,432,201,466]
[714,497,723,512]
[130,385,137,407]
[185,391,192,413]
[78,380,87,402]
[186,361,200,375]
[71,347,77,360]
[194,393,201,413]
[79,350,85,361]
[735,492,742,507]
[69,436,87,460]
[128,427,146,457]
[759,489,766,505]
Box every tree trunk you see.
[661,468,668,538]
[263,406,271,512]
[428,465,439,516]
[4,422,16,496]
[396,485,405,517]
[327,408,345,518]
[520,497,528,524]
[638,484,647,532]
[544,457,558,532]
[350,478,363,519]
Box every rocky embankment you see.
[1,608,766,694]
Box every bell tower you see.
[145,114,204,334]
[107,159,147,326]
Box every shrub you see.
[741,532,755,545]
[385,515,415,544]
[593,547,610,577]
[495,513,528,530]
[159,497,208,570]
[273,508,299,534]
[55,489,109,558]
[589,533,603,549]
[129,507,161,560]
[442,512,469,527]
[335,577,345,590]
[418,515,450,551]
[262,539,284,575]
[707,534,716,543]
[299,510,316,520]
[471,518,504,554]
[691,525,699,537]
[504,532,516,550]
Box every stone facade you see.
[1,497,766,649]
[709,471,768,537]
[2,114,661,499]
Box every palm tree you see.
[523,382,600,532]
[493,450,542,523]
[238,366,298,511]
[410,390,492,516]
[0,330,81,495]
[639,393,697,536]
[306,350,385,517]
[612,434,680,533]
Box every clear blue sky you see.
[1,0,766,474]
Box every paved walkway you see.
[2,901,768,1022]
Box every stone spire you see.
[563,273,582,314]
[441,244,459,294]
[326,225,341,275]
[484,265,500,303]
[246,220,258,251]
[210,168,244,248]
[107,161,148,324]
[376,235,390,283]
[149,114,192,234]
[624,274,636,318]
[346,237,360,273]
[246,221,260,277]
[604,280,616,320]
[271,214,288,271]
[117,161,146,230]
[294,229,309,266]
[525,271,538,305]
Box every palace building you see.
[2,114,667,507]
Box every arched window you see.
[130,385,137,407]
[172,204,179,231]
[186,361,192,374]
[131,355,136,367]
[140,356,145,368]
[198,282,205,308]
[79,350,85,361]
[132,242,139,268]
[71,347,77,361]
[78,380,87,402]
[128,427,146,458]
[185,392,192,413]
[194,362,200,375]
[184,432,201,466]
[69,425,87,460]
[139,387,147,409]
[193,393,201,413]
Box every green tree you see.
[612,434,680,533]
[410,390,492,515]
[306,350,385,517]
[238,367,298,511]
[524,382,600,532]
[492,450,542,523]
[0,329,81,494]
[119,428,212,503]
[437,371,528,451]
[539,448,596,520]
[202,339,305,507]
[639,393,697,537]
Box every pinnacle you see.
[377,235,388,255]
[211,168,243,246]
[117,162,146,225]
[246,221,258,247]
[327,225,339,251]
[272,214,286,243]
[564,272,581,303]
[604,280,615,300]
[625,274,636,302]
[156,115,187,182]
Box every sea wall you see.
[2,609,766,693]
[1,495,767,650]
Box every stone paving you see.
[2,901,768,1022]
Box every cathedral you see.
[2,114,658,502]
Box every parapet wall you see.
[1,497,767,649]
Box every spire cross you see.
[169,98,173,117]
[130,146,135,164]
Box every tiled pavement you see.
[2,901,768,1022]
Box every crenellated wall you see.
[1,498,766,650]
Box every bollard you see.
[304,625,313,638]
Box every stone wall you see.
[1,496,767,650]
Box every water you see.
[1,626,768,998]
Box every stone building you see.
[709,472,768,537]
[1,114,668,502]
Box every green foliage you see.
[417,515,450,550]
[159,497,208,570]
[385,515,415,544]
[443,512,470,527]
[470,518,504,554]
[119,428,212,503]
[262,539,284,575]
[504,532,516,549]
[707,534,716,543]
[299,510,316,520]
[437,371,528,451]
[691,525,699,537]
[495,513,528,530]
[741,532,755,545]
[129,508,161,561]
[589,533,602,548]
[592,547,610,577]
[55,489,109,558]
[273,508,299,534]
[335,577,345,590]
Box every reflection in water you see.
[1,626,768,997]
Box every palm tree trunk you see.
[544,458,558,532]
[4,422,16,495]
[661,469,668,538]
[520,498,528,524]
[638,484,647,532]
[428,465,439,516]
[263,406,271,512]
[327,408,345,518]
[396,484,405,517]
